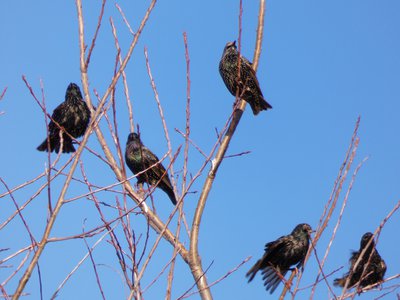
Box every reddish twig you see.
[85,0,107,67]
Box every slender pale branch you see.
[188,1,266,299]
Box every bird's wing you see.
[139,146,158,168]
[246,258,263,282]
[264,235,293,257]
[143,148,169,180]
[371,252,386,278]
[47,102,66,134]
[349,250,360,265]
[260,236,294,293]
[246,237,288,284]
[341,250,363,287]
[239,57,263,95]
[51,102,65,120]
[379,258,387,277]
[262,265,288,294]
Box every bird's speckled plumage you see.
[219,41,272,115]
[37,83,91,153]
[125,133,177,205]
[246,223,313,294]
[334,232,386,289]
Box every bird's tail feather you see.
[37,136,75,153]
[160,183,177,205]
[250,96,273,115]
[37,138,54,152]
[59,139,76,153]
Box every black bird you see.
[219,41,272,115]
[246,223,313,294]
[334,232,386,289]
[125,133,177,205]
[37,83,91,153]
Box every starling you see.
[125,133,177,205]
[219,41,272,115]
[334,232,386,289]
[37,83,91,153]
[246,223,313,294]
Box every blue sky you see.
[1,1,399,299]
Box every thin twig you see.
[85,0,107,66]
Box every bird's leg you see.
[288,266,301,276]
[356,286,363,295]
[136,182,147,197]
